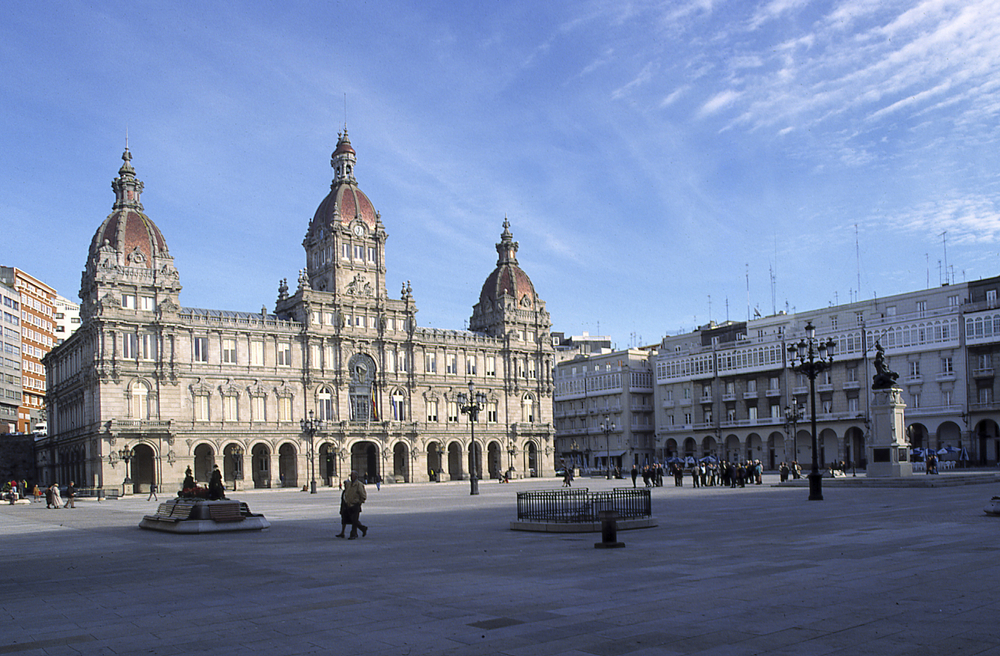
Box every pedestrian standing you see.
[343,471,368,539]
[65,481,77,508]
[630,465,638,488]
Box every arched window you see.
[521,393,535,423]
[391,389,406,421]
[130,381,149,420]
[316,386,334,422]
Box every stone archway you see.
[193,444,215,483]
[526,442,538,477]
[682,437,697,458]
[820,428,838,468]
[351,441,379,483]
[131,443,156,494]
[251,443,271,488]
[766,431,784,469]
[975,419,1000,465]
[746,433,763,463]
[426,441,444,480]
[447,441,463,480]
[319,442,337,486]
[665,439,678,458]
[701,436,717,459]
[844,426,865,468]
[278,443,297,487]
[724,434,741,462]
[392,442,409,483]
[487,441,503,480]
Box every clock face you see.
[353,224,365,236]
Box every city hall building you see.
[40,132,555,492]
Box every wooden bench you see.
[143,499,197,523]
[208,502,245,523]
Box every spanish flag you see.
[371,397,379,421]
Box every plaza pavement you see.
[2,473,1000,656]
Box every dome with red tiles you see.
[478,219,537,310]
[87,148,171,270]
[310,129,378,234]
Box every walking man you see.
[343,470,368,540]
[147,481,158,501]
[65,481,77,508]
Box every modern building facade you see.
[39,133,555,492]
[553,348,655,473]
[0,266,56,433]
[1,280,22,434]
[653,278,1000,469]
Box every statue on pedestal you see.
[871,341,899,390]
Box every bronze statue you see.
[871,340,899,390]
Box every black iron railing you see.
[516,488,651,523]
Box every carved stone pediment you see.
[189,377,212,396]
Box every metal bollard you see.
[595,509,625,549]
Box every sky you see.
[3,0,1000,349]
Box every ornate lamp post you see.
[457,380,486,496]
[787,321,836,501]
[600,415,615,479]
[784,397,804,465]
[111,445,135,495]
[231,445,244,491]
[300,410,323,494]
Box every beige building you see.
[553,348,655,474]
[40,132,555,492]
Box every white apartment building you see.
[654,277,1000,469]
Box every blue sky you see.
[3,0,999,348]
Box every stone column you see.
[866,387,912,477]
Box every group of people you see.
[624,460,768,488]
[3,479,78,507]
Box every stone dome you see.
[310,129,378,235]
[87,148,171,270]
[478,219,537,310]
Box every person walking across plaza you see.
[343,470,368,539]
[65,481,77,508]
[335,479,351,538]
[147,481,158,501]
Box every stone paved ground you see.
[2,474,1000,655]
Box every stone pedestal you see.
[866,387,913,477]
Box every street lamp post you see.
[457,380,487,496]
[300,410,323,494]
[231,445,244,491]
[787,321,836,501]
[600,415,615,480]
[784,397,804,470]
[115,446,134,495]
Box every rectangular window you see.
[426,352,437,373]
[223,395,238,422]
[427,400,438,422]
[988,289,998,306]
[447,401,459,422]
[909,361,920,377]
[769,377,779,391]
[911,393,920,409]
[446,354,457,374]
[948,295,959,307]
[943,390,953,406]
[886,306,896,316]
[195,395,209,422]
[822,399,833,414]
[250,341,264,366]
[140,296,155,311]
[194,337,209,363]
[979,388,991,404]
[277,343,292,366]
[121,294,136,309]
[748,406,757,421]
[140,334,157,360]
[466,355,477,375]
[223,338,237,364]
[123,333,138,359]
[486,356,496,376]
[251,396,265,422]
[487,402,497,423]
[941,357,953,374]
[341,243,350,259]
[368,247,376,262]
[278,396,292,422]
[354,245,364,261]
[770,404,781,418]
[846,367,857,382]
[391,393,405,421]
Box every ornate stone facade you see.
[40,133,555,492]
